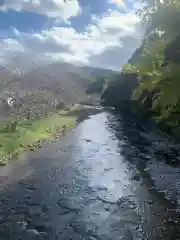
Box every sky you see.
[0,0,142,70]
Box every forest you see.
[102,0,180,139]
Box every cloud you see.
[23,31,71,53]
[0,38,25,65]
[89,35,141,69]
[1,8,142,70]
[88,9,142,69]
[93,10,140,38]
[109,0,127,10]
[1,38,24,54]
[0,0,81,22]
[12,27,21,36]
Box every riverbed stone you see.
[146,199,154,205]
[16,221,28,231]
[131,173,141,181]
[26,229,40,237]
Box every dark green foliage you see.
[101,63,138,110]
[102,0,180,138]
[86,78,105,94]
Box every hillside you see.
[101,47,141,108]
[0,62,114,118]
[81,66,116,78]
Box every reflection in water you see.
[0,111,180,239]
[72,113,166,239]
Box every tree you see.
[123,0,180,124]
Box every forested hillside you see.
[102,0,180,138]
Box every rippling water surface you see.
[0,111,180,239]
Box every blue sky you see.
[0,0,142,70]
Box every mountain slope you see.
[0,62,115,117]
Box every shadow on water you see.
[106,110,180,239]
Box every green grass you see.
[0,111,77,165]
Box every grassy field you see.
[0,111,77,165]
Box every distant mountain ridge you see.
[0,62,115,117]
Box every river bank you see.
[0,105,102,165]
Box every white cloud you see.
[0,0,81,22]
[109,0,127,11]
[12,27,20,36]
[1,9,142,70]
[0,38,25,65]
[94,10,140,38]
[1,38,24,53]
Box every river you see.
[0,111,180,239]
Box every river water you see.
[0,111,180,239]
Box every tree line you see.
[102,0,180,137]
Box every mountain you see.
[0,62,115,117]
[0,62,113,101]
[81,66,117,78]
